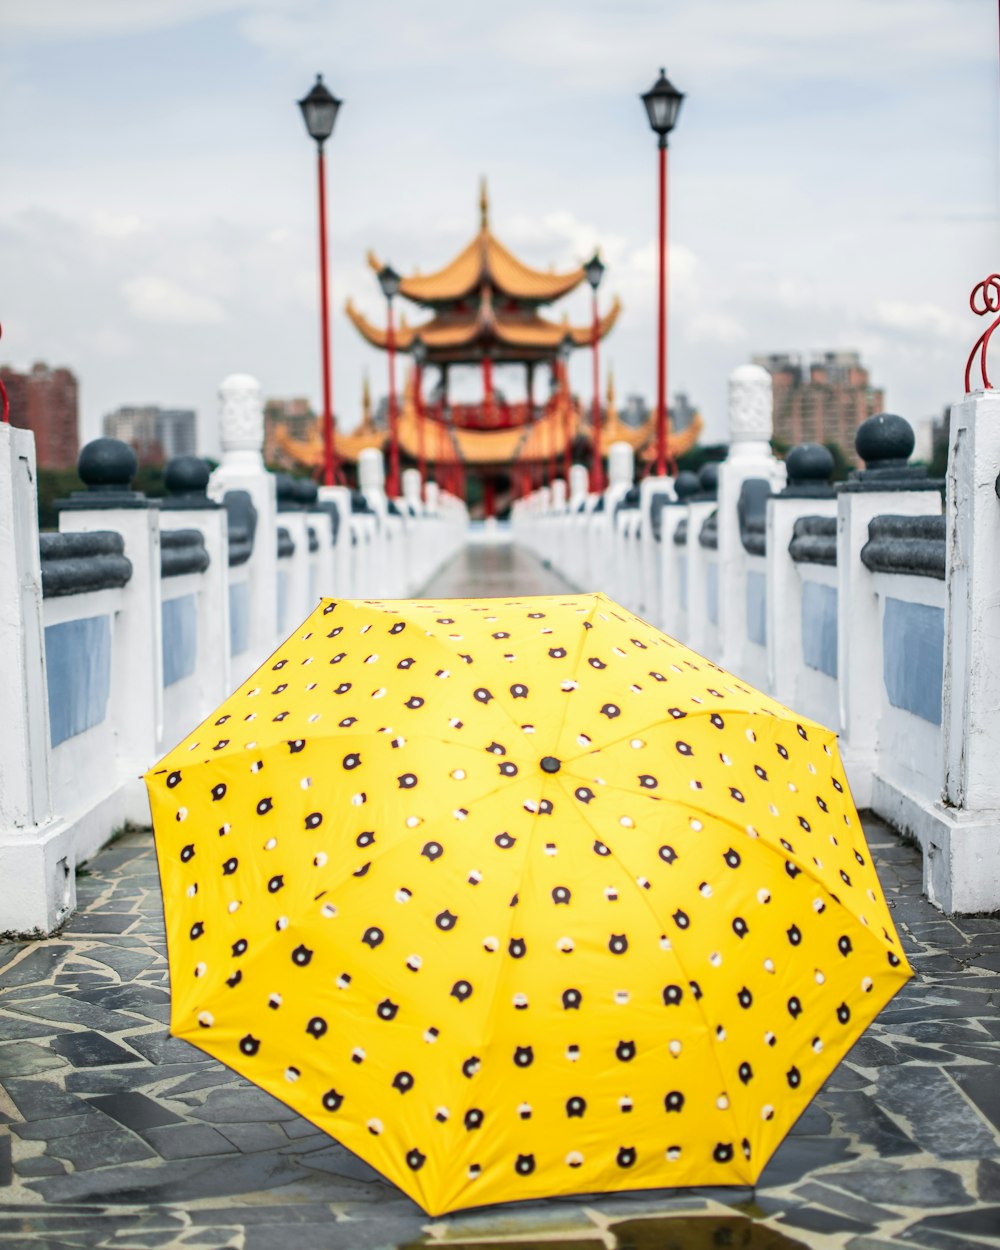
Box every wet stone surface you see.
[0,547,998,1248]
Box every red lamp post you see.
[297,75,343,487]
[411,336,427,490]
[584,251,606,490]
[377,263,402,496]
[641,67,684,477]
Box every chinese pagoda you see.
[276,182,701,513]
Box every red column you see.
[482,353,494,420]
[655,140,669,477]
[386,299,399,496]
[416,364,426,488]
[0,324,8,423]
[562,361,572,482]
[591,294,604,491]
[316,148,338,486]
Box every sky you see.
[0,0,997,454]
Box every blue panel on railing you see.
[747,570,767,646]
[802,582,838,677]
[162,594,197,687]
[679,556,687,611]
[229,582,249,656]
[883,597,944,725]
[277,570,290,634]
[707,562,718,626]
[45,615,111,747]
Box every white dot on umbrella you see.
[227,900,241,913]
[300,778,312,789]
[717,1094,729,1110]
[669,1040,682,1057]
[321,903,337,918]
[451,769,466,780]
[198,1011,214,1027]
[265,838,277,850]
[406,816,421,828]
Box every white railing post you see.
[937,387,1000,911]
[765,445,837,711]
[57,440,162,827]
[159,455,231,751]
[208,374,278,674]
[681,464,720,660]
[0,423,61,931]
[717,365,786,675]
[658,471,700,641]
[836,415,942,806]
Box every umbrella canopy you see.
[147,592,911,1215]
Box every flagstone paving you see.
[1,545,999,1249]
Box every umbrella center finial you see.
[540,756,561,774]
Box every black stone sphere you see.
[292,476,319,507]
[855,413,914,469]
[164,455,210,497]
[77,438,137,491]
[275,473,297,504]
[674,470,701,500]
[786,443,834,484]
[698,462,720,494]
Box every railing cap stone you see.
[162,455,219,510]
[57,438,150,511]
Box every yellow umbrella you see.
[146,592,910,1215]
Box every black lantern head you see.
[298,74,342,147]
[378,263,402,301]
[411,336,427,366]
[558,334,574,363]
[641,68,684,144]
[584,250,605,291]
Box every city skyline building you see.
[753,350,884,464]
[0,361,79,470]
[102,405,197,465]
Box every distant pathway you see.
[419,540,576,599]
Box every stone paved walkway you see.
[1,545,999,1249]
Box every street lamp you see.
[641,67,684,477]
[298,74,343,487]
[377,263,402,496]
[558,333,574,484]
[411,335,427,490]
[584,250,605,490]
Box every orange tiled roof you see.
[345,297,621,361]
[366,180,586,307]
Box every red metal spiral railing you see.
[964,274,1000,393]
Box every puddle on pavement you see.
[406,1213,808,1250]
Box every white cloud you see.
[689,312,748,345]
[121,276,225,325]
[0,0,246,39]
[869,299,967,341]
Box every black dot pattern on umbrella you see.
[147,592,910,1213]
